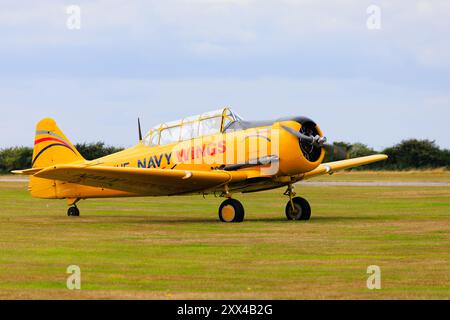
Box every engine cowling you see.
[276,118,325,176]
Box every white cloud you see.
[1,0,450,69]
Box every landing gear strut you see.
[284,184,311,220]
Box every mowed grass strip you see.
[312,170,450,182]
[0,172,449,299]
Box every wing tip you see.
[376,154,388,160]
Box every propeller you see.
[323,143,348,159]
[281,125,326,147]
[138,118,143,142]
[281,125,348,160]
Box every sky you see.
[1,0,449,150]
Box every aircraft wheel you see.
[67,206,80,217]
[218,199,245,223]
[285,197,311,221]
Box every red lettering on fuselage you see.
[175,140,226,163]
[176,149,190,162]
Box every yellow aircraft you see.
[13,107,387,222]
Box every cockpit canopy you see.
[144,107,243,146]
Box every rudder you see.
[32,118,84,168]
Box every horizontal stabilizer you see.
[11,168,43,175]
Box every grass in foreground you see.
[0,172,449,299]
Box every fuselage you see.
[90,117,324,193]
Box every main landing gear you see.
[218,186,245,223]
[284,184,311,221]
[218,198,245,223]
[67,206,80,217]
[217,184,311,223]
[67,198,80,217]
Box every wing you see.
[33,165,248,196]
[301,154,388,180]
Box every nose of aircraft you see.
[281,117,348,161]
[280,117,325,162]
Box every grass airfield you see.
[0,171,449,299]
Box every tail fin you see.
[32,118,84,168]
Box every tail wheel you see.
[219,199,245,223]
[67,206,80,217]
[285,197,311,221]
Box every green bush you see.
[0,147,33,173]
[381,139,450,170]
[75,142,124,160]
[346,143,379,171]
[323,139,449,170]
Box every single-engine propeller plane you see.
[13,107,387,222]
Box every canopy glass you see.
[143,107,243,146]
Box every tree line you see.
[0,139,449,173]
[323,139,450,170]
[0,142,123,174]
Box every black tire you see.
[285,197,311,221]
[218,198,245,223]
[67,206,80,217]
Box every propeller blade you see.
[281,125,348,159]
[138,118,143,142]
[281,125,314,144]
[281,125,326,147]
[323,143,348,159]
